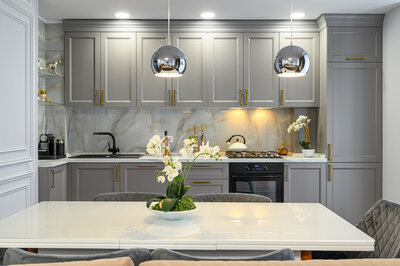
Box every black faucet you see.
[93,132,120,156]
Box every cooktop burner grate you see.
[225,151,283,159]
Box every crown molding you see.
[63,19,320,33]
[317,13,384,31]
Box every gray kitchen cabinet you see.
[327,63,382,163]
[208,33,244,107]
[327,163,382,225]
[185,163,229,195]
[101,33,136,107]
[119,163,165,194]
[69,163,120,201]
[172,33,208,107]
[38,165,68,202]
[244,33,279,107]
[137,33,172,107]
[65,32,100,107]
[187,179,229,195]
[284,163,327,205]
[279,32,320,107]
[327,27,382,62]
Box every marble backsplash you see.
[54,107,294,154]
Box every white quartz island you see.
[0,202,373,258]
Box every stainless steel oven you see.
[229,163,284,202]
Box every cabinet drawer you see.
[328,27,382,62]
[187,179,229,195]
[185,163,228,180]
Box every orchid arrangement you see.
[287,115,312,149]
[146,135,221,212]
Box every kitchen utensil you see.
[226,135,248,152]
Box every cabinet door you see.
[101,33,136,107]
[244,33,279,107]
[65,32,100,107]
[327,163,382,225]
[137,33,172,107]
[208,33,243,107]
[328,63,382,162]
[172,33,208,107]
[39,165,67,202]
[284,163,326,205]
[186,180,229,195]
[279,33,320,107]
[328,27,382,62]
[119,163,165,193]
[70,163,119,201]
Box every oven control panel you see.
[230,162,284,174]
[244,164,268,171]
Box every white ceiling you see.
[39,0,400,21]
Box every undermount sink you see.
[69,154,143,159]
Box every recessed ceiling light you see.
[290,12,305,19]
[200,12,215,19]
[115,12,130,19]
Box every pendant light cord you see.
[290,0,293,46]
[168,0,171,45]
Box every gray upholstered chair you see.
[93,192,162,202]
[313,199,400,259]
[3,248,151,265]
[0,248,5,265]
[191,193,272,203]
[151,248,295,261]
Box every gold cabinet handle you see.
[193,164,211,167]
[285,164,289,182]
[96,89,99,106]
[51,169,55,188]
[328,164,332,182]
[192,181,211,184]
[328,144,332,161]
[346,58,365,61]
[138,164,157,167]
[240,89,243,106]
[245,89,248,106]
[101,89,104,106]
[115,164,119,182]
[281,89,284,106]
[168,89,171,106]
[173,89,176,106]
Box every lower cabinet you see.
[39,165,68,202]
[284,163,327,205]
[185,163,229,195]
[119,163,165,193]
[327,163,382,225]
[69,163,120,201]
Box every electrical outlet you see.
[168,136,174,143]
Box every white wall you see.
[383,5,400,203]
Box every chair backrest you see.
[93,192,162,202]
[355,199,400,258]
[191,193,272,203]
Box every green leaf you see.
[146,196,166,208]
[182,185,191,196]
[160,198,177,212]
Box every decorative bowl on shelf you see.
[148,207,198,220]
[302,149,315,158]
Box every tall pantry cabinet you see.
[317,14,383,225]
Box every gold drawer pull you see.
[115,164,119,183]
[245,89,248,106]
[328,144,332,161]
[346,58,365,61]
[96,89,99,106]
[285,164,289,182]
[240,89,243,106]
[281,89,284,106]
[101,89,104,106]
[328,164,332,182]
[173,89,176,106]
[168,89,171,106]
[138,165,157,167]
[51,169,55,188]
[192,181,211,184]
[193,164,211,167]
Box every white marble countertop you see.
[38,153,327,168]
[0,202,373,251]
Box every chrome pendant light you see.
[151,0,186,78]
[274,0,310,77]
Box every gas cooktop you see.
[225,151,283,159]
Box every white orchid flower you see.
[156,175,165,183]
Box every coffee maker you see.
[38,134,65,159]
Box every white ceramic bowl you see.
[149,207,198,220]
[302,149,316,158]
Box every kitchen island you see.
[0,202,373,259]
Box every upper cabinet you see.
[327,27,382,63]
[101,33,136,107]
[208,33,244,107]
[279,32,320,107]
[244,33,280,107]
[65,32,100,107]
[172,33,208,107]
[136,33,172,107]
